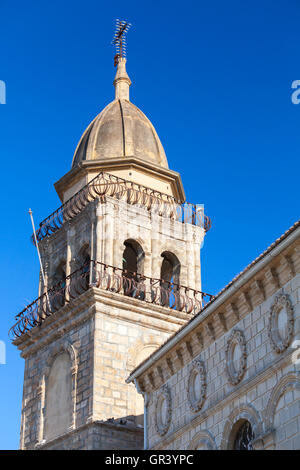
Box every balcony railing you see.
[33,171,211,244]
[9,261,214,341]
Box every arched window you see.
[233,420,254,450]
[122,240,145,299]
[160,252,180,307]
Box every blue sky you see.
[0,0,299,449]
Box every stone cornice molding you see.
[14,287,189,357]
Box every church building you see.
[10,23,300,450]
[10,36,211,449]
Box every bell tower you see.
[10,22,211,450]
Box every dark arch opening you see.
[52,261,66,289]
[122,240,145,299]
[232,420,254,450]
[123,240,144,275]
[50,260,67,309]
[160,252,180,308]
[77,245,91,290]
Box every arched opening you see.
[231,419,254,450]
[77,245,91,290]
[122,240,145,299]
[50,261,66,309]
[160,252,180,308]
[52,261,66,288]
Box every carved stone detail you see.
[225,329,247,385]
[226,302,239,320]
[187,359,207,413]
[176,348,184,366]
[154,385,172,436]
[268,293,294,353]
[206,322,215,340]
[240,291,253,312]
[265,267,280,290]
[217,312,227,332]
[166,357,174,375]
[196,331,204,348]
[157,365,164,383]
[282,255,295,278]
[185,340,193,359]
[251,280,266,303]
[147,372,155,389]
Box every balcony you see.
[32,171,211,244]
[9,261,214,341]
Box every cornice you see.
[14,287,190,357]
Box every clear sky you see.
[0,0,299,449]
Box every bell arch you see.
[123,239,145,275]
[160,251,180,285]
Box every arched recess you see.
[160,251,181,308]
[75,244,90,266]
[160,251,180,285]
[52,260,66,287]
[265,373,300,449]
[123,239,145,275]
[49,260,67,308]
[122,239,145,299]
[220,403,263,450]
[37,342,78,444]
[188,430,217,450]
[76,244,91,288]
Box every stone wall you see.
[133,235,300,450]
[39,422,143,450]
[16,285,189,450]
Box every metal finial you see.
[111,19,132,66]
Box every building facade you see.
[128,221,300,450]
[10,57,211,450]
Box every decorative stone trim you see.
[226,302,239,320]
[268,293,294,353]
[220,403,263,450]
[39,340,78,444]
[265,373,300,430]
[188,430,217,450]
[155,385,172,436]
[187,360,207,413]
[225,329,247,385]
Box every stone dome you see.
[72,59,168,169]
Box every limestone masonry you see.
[11,53,300,450]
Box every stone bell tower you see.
[10,28,211,450]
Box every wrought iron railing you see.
[9,261,214,340]
[32,171,211,243]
